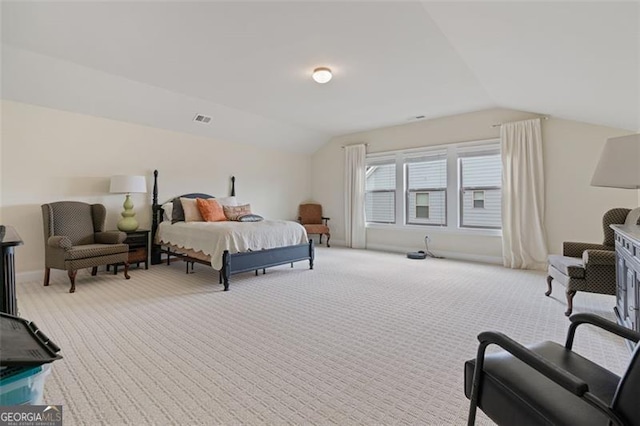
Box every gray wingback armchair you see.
[546,208,631,316]
[42,201,131,293]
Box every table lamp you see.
[110,175,147,232]
[591,133,640,225]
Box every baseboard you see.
[322,239,346,247]
[17,266,111,284]
[365,243,503,265]
[17,269,50,284]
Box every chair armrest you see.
[566,313,640,349]
[470,330,626,426]
[476,331,589,396]
[47,236,72,249]
[95,231,127,244]
[582,249,616,266]
[563,242,610,258]
[322,217,330,225]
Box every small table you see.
[110,229,150,274]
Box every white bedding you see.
[156,220,309,270]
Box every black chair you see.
[464,313,640,426]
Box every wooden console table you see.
[612,224,640,340]
[1,225,23,316]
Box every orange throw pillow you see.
[196,198,227,222]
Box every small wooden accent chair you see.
[546,208,630,316]
[299,203,330,247]
[42,201,131,293]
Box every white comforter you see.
[156,220,309,270]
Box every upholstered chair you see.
[42,201,131,293]
[465,313,640,426]
[298,203,330,247]
[546,208,631,316]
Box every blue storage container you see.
[0,364,51,405]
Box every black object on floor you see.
[407,251,427,259]
[0,312,62,366]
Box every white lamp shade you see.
[591,134,640,189]
[110,175,147,194]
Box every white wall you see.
[543,119,637,251]
[1,100,313,273]
[311,108,637,261]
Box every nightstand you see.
[110,229,150,274]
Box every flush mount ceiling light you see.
[312,67,332,84]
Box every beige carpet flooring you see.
[15,246,631,425]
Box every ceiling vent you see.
[193,114,212,124]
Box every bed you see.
[150,170,314,290]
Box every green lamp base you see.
[117,194,139,232]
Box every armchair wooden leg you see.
[319,234,323,245]
[565,290,576,317]
[91,266,98,276]
[68,270,77,293]
[326,233,331,248]
[43,268,50,287]
[123,262,131,280]
[545,275,552,296]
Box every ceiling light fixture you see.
[312,67,332,84]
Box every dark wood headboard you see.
[150,170,236,264]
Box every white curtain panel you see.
[500,118,548,270]
[344,144,367,248]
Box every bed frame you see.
[150,170,314,290]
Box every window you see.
[365,161,396,223]
[473,191,485,208]
[365,140,501,231]
[406,151,447,225]
[416,193,429,218]
[459,148,501,229]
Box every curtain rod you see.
[341,143,370,148]
[491,116,549,128]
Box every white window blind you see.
[459,145,501,229]
[365,161,396,224]
[406,151,447,225]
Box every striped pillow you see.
[223,204,252,221]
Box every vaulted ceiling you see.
[2,1,638,153]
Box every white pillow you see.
[180,197,204,222]
[162,203,173,222]
[216,196,239,207]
